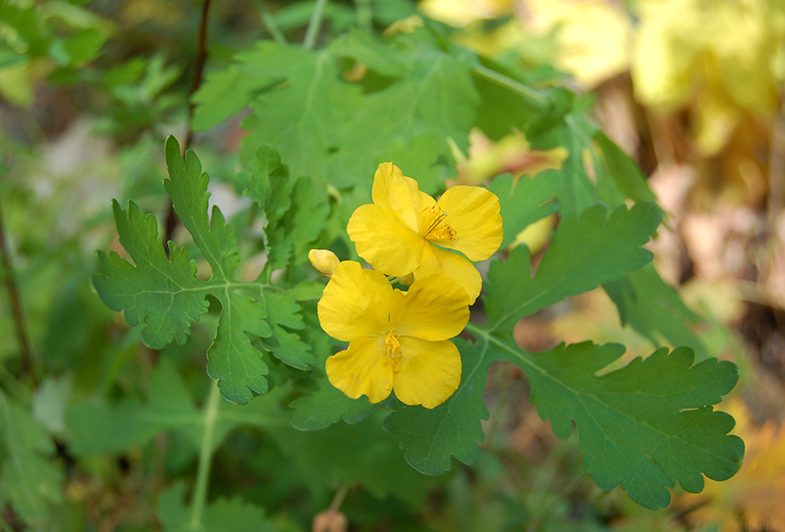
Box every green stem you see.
[255,0,287,45]
[303,0,329,51]
[0,197,37,388]
[355,0,372,33]
[189,378,222,532]
[471,63,546,105]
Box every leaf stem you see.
[471,63,546,105]
[255,0,287,45]
[329,484,350,511]
[0,198,37,388]
[355,0,372,33]
[189,378,222,531]
[303,0,329,51]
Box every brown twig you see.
[0,198,38,388]
[163,0,213,252]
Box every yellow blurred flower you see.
[318,261,470,408]
[632,0,785,154]
[347,162,503,303]
[450,128,568,185]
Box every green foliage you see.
[93,137,319,404]
[0,2,748,530]
[0,391,63,526]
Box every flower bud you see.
[309,249,340,277]
[312,509,348,532]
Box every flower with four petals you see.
[347,162,503,303]
[318,261,470,409]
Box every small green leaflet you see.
[93,136,314,404]
[384,201,743,508]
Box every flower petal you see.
[347,203,423,277]
[393,337,462,408]
[370,162,422,233]
[434,186,503,261]
[317,261,390,342]
[415,245,483,303]
[390,275,469,341]
[326,336,393,404]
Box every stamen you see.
[383,332,402,373]
[419,205,457,242]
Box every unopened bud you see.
[312,509,348,532]
[309,249,340,277]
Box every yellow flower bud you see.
[309,249,340,277]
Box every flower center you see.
[419,205,456,242]
[382,332,402,376]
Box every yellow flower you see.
[347,162,503,303]
[318,261,469,408]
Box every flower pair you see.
[313,163,503,408]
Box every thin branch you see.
[255,0,287,45]
[303,0,329,51]
[0,198,37,388]
[164,0,213,252]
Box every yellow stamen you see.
[419,205,456,242]
[383,332,402,372]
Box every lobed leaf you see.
[93,137,313,404]
[484,201,663,336]
[498,341,745,509]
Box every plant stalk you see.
[0,198,37,388]
[189,378,222,531]
[256,0,287,45]
[303,0,329,51]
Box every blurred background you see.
[1,0,784,530]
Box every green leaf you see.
[289,380,375,431]
[485,202,663,336]
[384,201,742,508]
[604,264,709,361]
[382,338,492,475]
[499,342,744,509]
[593,131,657,206]
[67,359,283,455]
[158,482,276,532]
[93,136,313,404]
[242,145,330,272]
[329,41,479,190]
[238,41,361,181]
[489,171,562,250]
[0,391,63,526]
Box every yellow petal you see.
[390,274,469,341]
[393,337,462,408]
[317,261,390,342]
[416,244,483,303]
[370,162,422,233]
[435,186,503,261]
[326,336,393,404]
[347,203,423,277]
